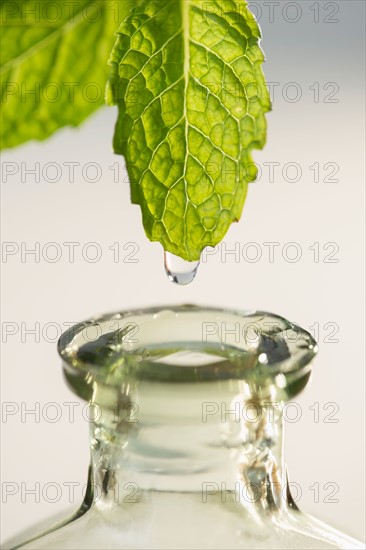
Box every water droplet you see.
[164,251,200,285]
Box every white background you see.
[1,0,365,545]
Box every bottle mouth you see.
[58,304,317,402]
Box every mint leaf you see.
[0,0,118,149]
[107,0,270,261]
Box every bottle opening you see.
[58,305,317,401]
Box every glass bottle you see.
[5,305,364,549]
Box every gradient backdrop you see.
[1,0,365,544]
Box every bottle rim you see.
[58,304,317,401]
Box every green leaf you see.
[0,0,118,149]
[107,0,270,261]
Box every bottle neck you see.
[88,380,286,518]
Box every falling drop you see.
[164,251,200,285]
